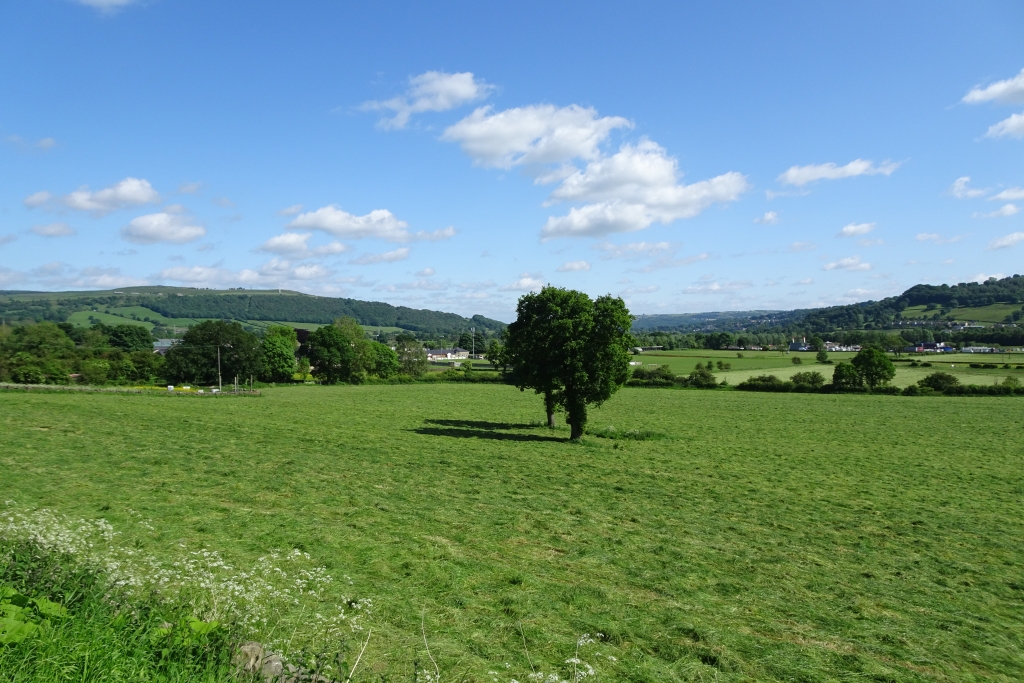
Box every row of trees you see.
[163,318,430,385]
[0,322,164,384]
[498,288,634,440]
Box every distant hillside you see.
[0,286,505,337]
[632,310,799,332]
[799,274,1024,333]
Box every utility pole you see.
[471,326,475,358]
[217,345,222,392]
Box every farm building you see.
[427,347,470,361]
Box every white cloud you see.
[846,288,874,297]
[948,176,986,199]
[278,204,304,216]
[376,278,450,292]
[122,212,205,244]
[415,267,436,277]
[755,211,779,224]
[159,259,336,286]
[6,135,56,151]
[985,112,1024,139]
[442,104,631,168]
[71,267,147,289]
[288,205,455,243]
[75,0,140,11]
[364,71,494,130]
[30,222,75,237]
[23,191,53,208]
[962,68,1024,104]
[941,259,954,265]
[974,203,1019,218]
[557,260,591,272]
[837,222,875,237]
[212,197,235,208]
[593,241,673,259]
[178,182,202,194]
[970,272,1006,283]
[0,267,26,287]
[822,256,871,271]
[258,232,347,259]
[788,241,817,252]
[622,285,658,295]
[858,238,884,247]
[292,264,332,280]
[915,232,963,244]
[777,159,901,186]
[638,252,710,273]
[540,141,748,239]
[457,280,496,291]
[499,273,545,292]
[989,232,1024,249]
[990,187,1024,201]
[794,278,814,286]
[0,234,16,246]
[350,247,410,265]
[64,177,161,216]
[541,201,651,239]
[415,226,457,241]
[683,280,752,293]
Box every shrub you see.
[918,372,959,392]
[901,385,920,396]
[737,375,793,392]
[791,371,825,388]
[921,362,932,367]
[791,356,803,365]
[631,364,675,381]
[686,366,719,388]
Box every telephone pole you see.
[217,345,222,392]
[470,326,475,357]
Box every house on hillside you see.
[427,347,469,361]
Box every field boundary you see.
[0,382,261,397]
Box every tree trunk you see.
[565,391,586,440]
[544,391,556,428]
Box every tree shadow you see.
[413,426,565,443]
[424,419,539,430]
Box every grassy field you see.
[634,349,1024,388]
[901,303,1022,324]
[2,385,1023,681]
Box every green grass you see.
[2,385,1023,681]
[635,349,1024,387]
[901,303,1022,324]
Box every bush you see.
[631,364,676,382]
[686,365,719,389]
[791,371,825,388]
[901,385,920,396]
[737,375,794,392]
[791,356,803,365]
[918,372,959,392]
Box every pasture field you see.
[901,303,1021,324]
[2,385,1023,681]
[635,349,1024,387]
[67,306,332,334]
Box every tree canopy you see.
[163,320,262,384]
[501,287,634,439]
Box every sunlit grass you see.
[2,385,1022,681]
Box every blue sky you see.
[1,1,1022,321]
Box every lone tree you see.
[851,345,896,389]
[501,287,634,439]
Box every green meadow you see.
[2,384,1023,681]
[634,348,1024,388]
[901,303,1020,324]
